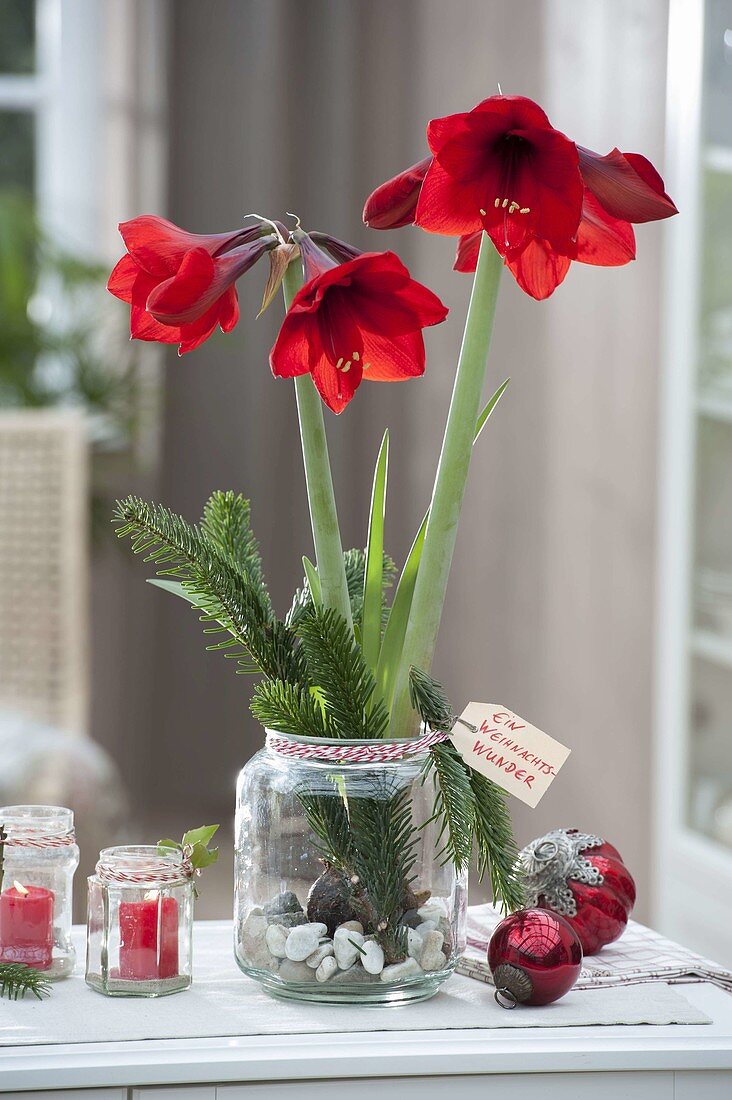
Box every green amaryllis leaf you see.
[474,377,510,444]
[183,824,219,849]
[189,842,219,870]
[381,377,510,734]
[362,430,389,672]
[302,556,322,608]
[376,514,427,717]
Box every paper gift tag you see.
[450,702,570,808]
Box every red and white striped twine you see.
[2,831,77,849]
[96,858,193,887]
[266,728,451,763]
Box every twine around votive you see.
[95,853,194,888]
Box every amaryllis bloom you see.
[270,237,447,414]
[363,94,676,299]
[455,187,637,299]
[108,215,276,354]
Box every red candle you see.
[0,881,54,970]
[119,894,179,980]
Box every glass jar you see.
[85,845,193,997]
[234,732,468,1004]
[0,805,79,979]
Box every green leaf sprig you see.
[158,824,220,898]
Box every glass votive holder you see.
[0,804,79,979]
[86,845,193,997]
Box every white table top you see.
[1,924,732,1091]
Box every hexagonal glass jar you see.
[0,805,79,979]
[86,845,193,997]
[234,732,468,1004]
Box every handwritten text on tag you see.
[450,703,570,808]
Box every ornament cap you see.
[492,962,533,1007]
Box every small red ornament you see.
[518,828,636,955]
[488,908,582,1007]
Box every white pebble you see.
[278,959,313,982]
[361,939,384,975]
[316,956,338,982]
[333,926,365,969]
[265,923,289,958]
[380,957,423,983]
[417,919,438,934]
[420,930,445,971]
[285,922,327,961]
[306,942,334,968]
[418,902,446,921]
[339,920,364,934]
[407,928,423,960]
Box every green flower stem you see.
[283,262,353,631]
[389,233,502,736]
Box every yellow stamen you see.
[479,208,487,216]
[520,207,531,214]
[352,351,360,361]
[501,198,509,208]
[494,197,501,208]
[335,357,344,370]
[341,361,351,373]
[363,362,371,371]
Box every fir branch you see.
[424,741,475,872]
[296,784,354,871]
[297,607,389,739]
[348,779,419,946]
[470,770,525,913]
[113,496,305,684]
[201,491,271,610]
[251,679,333,740]
[0,963,52,1000]
[409,664,453,730]
[409,665,525,909]
[287,548,396,632]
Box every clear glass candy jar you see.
[234,732,468,1004]
[0,805,79,979]
[86,845,193,996]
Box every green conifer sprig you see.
[0,963,52,1001]
[251,679,333,739]
[113,495,305,684]
[297,608,389,739]
[286,548,396,632]
[201,490,270,609]
[409,665,526,912]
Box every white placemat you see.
[0,921,708,1047]
[463,904,732,992]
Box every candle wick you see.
[13,880,29,896]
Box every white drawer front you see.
[219,1071,674,1099]
[675,1072,732,1100]
[2,1091,126,1100]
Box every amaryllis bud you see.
[363,156,431,229]
[310,232,364,265]
[291,228,338,281]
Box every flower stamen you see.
[488,198,532,216]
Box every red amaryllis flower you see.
[455,188,637,299]
[363,157,431,230]
[415,95,583,257]
[108,215,276,354]
[363,94,676,299]
[270,239,447,414]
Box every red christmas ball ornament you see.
[488,908,583,1007]
[518,828,636,955]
